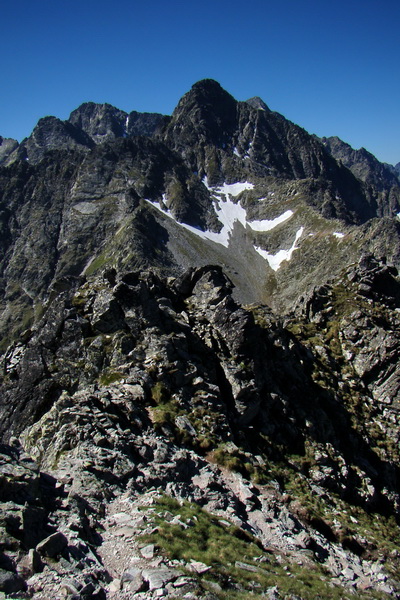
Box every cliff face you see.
[1,80,400,599]
[321,135,400,218]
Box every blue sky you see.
[1,0,399,164]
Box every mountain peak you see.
[177,78,237,111]
[246,96,270,112]
[68,102,128,142]
[2,80,400,599]
[0,135,18,164]
[163,79,238,165]
[191,78,224,91]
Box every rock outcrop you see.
[0,137,18,165]
[0,260,400,596]
[321,135,400,217]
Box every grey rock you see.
[0,568,26,593]
[108,579,121,593]
[187,561,211,574]
[61,579,81,596]
[235,561,259,572]
[265,586,282,599]
[17,549,43,577]
[142,568,179,590]
[173,576,196,588]
[91,289,126,333]
[36,531,68,558]
[121,567,145,592]
[140,543,155,559]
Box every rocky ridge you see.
[0,105,167,167]
[1,258,400,597]
[1,80,400,599]
[320,136,400,217]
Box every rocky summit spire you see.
[246,96,271,111]
[163,78,238,151]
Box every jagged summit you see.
[187,78,236,101]
[0,135,18,163]
[246,96,270,111]
[68,101,129,142]
[321,135,400,217]
[164,78,238,153]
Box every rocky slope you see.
[0,259,400,598]
[1,80,400,599]
[320,136,400,217]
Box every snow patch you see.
[123,115,129,138]
[209,180,255,197]
[233,147,241,157]
[248,210,293,232]
[145,198,230,246]
[146,192,247,248]
[333,232,344,239]
[255,227,304,271]
[147,181,301,267]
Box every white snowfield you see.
[255,227,304,271]
[249,210,293,232]
[146,180,303,271]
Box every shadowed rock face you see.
[321,135,400,217]
[1,80,400,598]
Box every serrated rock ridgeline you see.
[321,135,400,217]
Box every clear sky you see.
[1,0,399,165]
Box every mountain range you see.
[1,79,400,599]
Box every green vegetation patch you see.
[98,369,124,386]
[141,495,386,600]
[149,383,223,450]
[209,443,268,484]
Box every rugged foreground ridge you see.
[1,259,400,599]
[1,80,400,599]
